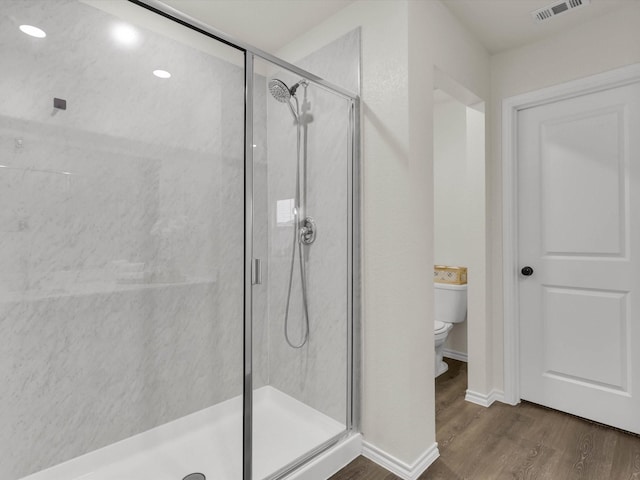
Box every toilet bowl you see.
[434,320,453,376]
[434,282,467,377]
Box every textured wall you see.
[0,1,248,477]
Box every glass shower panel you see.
[0,2,245,479]
[251,57,352,479]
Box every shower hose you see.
[284,95,310,349]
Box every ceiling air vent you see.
[531,0,590,22]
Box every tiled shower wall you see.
[266,30,360,423]
[0,0,357,476]
[0,1,259,477]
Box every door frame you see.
[502,62,640,405]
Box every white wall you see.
[434,99,485,357]
[434,99,467,354]
[408,1,491,402]
[489,3,640,392]
[278,0,490,470]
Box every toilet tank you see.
[434,283,467,324]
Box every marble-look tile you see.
[2,0,359,475]
[264,30,360,423]
[297,27,360,95]
[0,281,245,478]
[0,1,246,478]
[252,74,271,389]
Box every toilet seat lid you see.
[434,320,448,333]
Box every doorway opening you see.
[432,79,486,424]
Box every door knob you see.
[521,266,534,276]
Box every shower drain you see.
[183,474,206,480]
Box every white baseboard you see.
[442,348,468,362]
[465,388,505,407]
[362,440,439,480]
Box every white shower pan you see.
[20,386,360,480]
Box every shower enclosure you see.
[0,1,360,479]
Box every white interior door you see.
[518,81,640,433]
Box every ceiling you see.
[161,0,355,54]
[441,0,638,54]
[159,0,637,56]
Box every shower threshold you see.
[20,387,347,480]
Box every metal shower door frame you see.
[127,2,361,479]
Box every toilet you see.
[434,282,467,377]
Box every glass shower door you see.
[250,56,354,479]
[0,2,247,479]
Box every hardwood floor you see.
[330,359,640,480]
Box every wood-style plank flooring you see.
[330,359,640,479]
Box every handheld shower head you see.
[268,79,292,103]
[269,78,305,121]
[268,78,308,103]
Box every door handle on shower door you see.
[252,258,262,285]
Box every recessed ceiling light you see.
[153,70,171,79]
[112,23,139,46]
[19,25,46,38]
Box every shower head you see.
[269,79,292,103]
[269,78,307,122]
[268,78,308,103]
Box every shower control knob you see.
[299,217,317,245]
[521,266,534,276]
